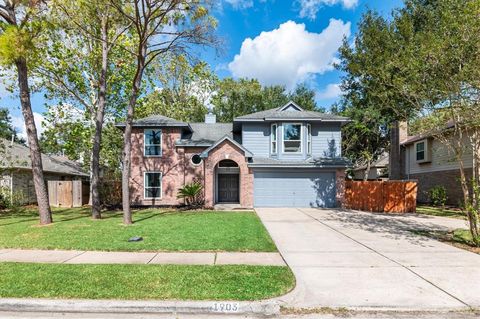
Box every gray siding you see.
[241,121,342,160]
[253,169,336,207]
[311,122,342,158]
[241,123,270,158]
[404,135,473,175]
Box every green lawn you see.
[0,263,294,300]
[0,208,276,252]
[416,205,466,219]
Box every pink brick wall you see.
[203,140,253,208]
[130,128,186,206]
[129,129,253,207]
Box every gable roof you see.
[116,115,191,129]
[199,135,253,158]
[234,101,350,122]
[1,139,89,177]
[176,123,233,147]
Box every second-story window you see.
[283,123,302,153]
[307,124,312,154]
[271,124,277,154]
[144,129,162,156]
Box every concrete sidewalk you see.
[256,207,480,311]
[0,249,285,266]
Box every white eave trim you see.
[199,135,253,158]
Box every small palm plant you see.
[177,181,204,208]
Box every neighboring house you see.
[117,101,350,208]
[352,153,389,180]
[400,123,474,205]
[0,139,89,204]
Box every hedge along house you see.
[117,101,350,208]
[0,139,89,205]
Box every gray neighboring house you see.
[0,139,89,204]
[352,153,389,180]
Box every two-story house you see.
[118,101,350,208]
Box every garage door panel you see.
[254,170,336,208]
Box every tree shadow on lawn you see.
[309,208,469,248]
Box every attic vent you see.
[205,113,216,124]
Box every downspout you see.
[407,146,410,180]
[10,171,13,204]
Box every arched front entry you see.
[215,159,240,203]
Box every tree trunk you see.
[90,17,109,220]
[364,160,371,181]
[121,46,146,225]
[15,58,52,225]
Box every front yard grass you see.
[0,208,276,252]
[416,205,466,220]
[0,262,295,300]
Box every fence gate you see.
[48,180,83,208]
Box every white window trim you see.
[307,123,312,155]
[144,128,162,157]
[144,171,162,199]
[414,139,430,163]
[270,123,277,155]
[190,154,203,166]
[281,122,303,154]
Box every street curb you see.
[0,298,280,316]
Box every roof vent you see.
[205,112,216,124]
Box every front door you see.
[218,174,240,203]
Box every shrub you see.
[429,185,448,207]
[0,186,26,210]
[177,181,204,208]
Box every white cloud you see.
[224,0,253,9]
[228,19,351,90]
[316,83,343,99]
[11,112,46,141]
[298,0,359,19]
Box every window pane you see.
[145,187,161,198]
[417,151,425,161]
[272,141,277,153]
[271,125,277,141]
[416,142,424,152]
[145,173,161,187]
[145,146,161,156]
[284,124,301,141]
[145,130,161,145]
[284,140,301,153]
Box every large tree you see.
[339,0,480,244]
[0,0,52,224]
[38,0,133,219]
[112,0,217,224]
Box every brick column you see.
[336,169,346,208]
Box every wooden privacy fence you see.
[344,180,418,213]
[48,180,89,208]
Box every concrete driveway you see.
[256,208,480,311]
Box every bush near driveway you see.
[0,263,295,300]
[0,208,277,252]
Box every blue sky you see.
[3,0,403,138]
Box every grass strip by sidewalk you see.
[0,208,276,252]
[416,206,466,219]
[0,263,295,300]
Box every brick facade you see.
[203,140,254,208]
[335,168,346,208]
[129,128,254,207]
[409,168,472,206]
